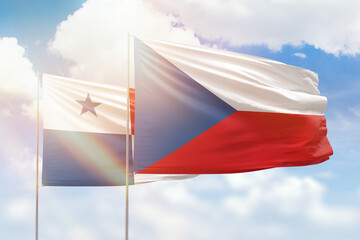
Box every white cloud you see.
[4,146,40,190]
[1,108,13,117]
[152,0,360,55]
[162,184,197,205]
[349,105,360,119]
[0,38,40,195]
[121,170,360,240]
[68,227,97,240]
[2,171,357,240]
[20,101,37,120]
[3,198,33,223]
[326,106,360,162]
[0,37,37,99]
[0,37,37,124]
[223,169,359,228]
[49,0,200,86]
[293,52,307,59]
[10,147,37,173]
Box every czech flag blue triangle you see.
[134,38,236,173]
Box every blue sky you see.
[1,0,360,239]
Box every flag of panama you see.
[42,74,133,186]
[133,38,333,174]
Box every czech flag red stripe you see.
[139,111,332,174]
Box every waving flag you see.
[42,74,133,186]
[133,38,333,174]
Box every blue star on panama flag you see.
[76,93,101,116]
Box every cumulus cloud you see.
[68,227,97,240]
[223,170,359,228]
[97,170,359,240]
[3,170,357,240]
[0,37,38,121]
[1,108,13,117]
[3,198,33,223]
[0,37,37,99]
[20,101,37,120]
[49,0,200,86]
[1,146,40,192]
[151,0,360,56]
[293,52,307,59]
[326,106,360,165]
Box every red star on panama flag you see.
[76,93,101,116]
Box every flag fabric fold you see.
[133,38,333,174]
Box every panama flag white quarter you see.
[42,74,133,186]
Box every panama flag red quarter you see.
[133,38,333,174]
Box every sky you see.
[1,0,360,239]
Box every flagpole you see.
[35,72,40,240]
[125,33,131,240]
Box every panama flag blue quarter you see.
[42,74,134,186]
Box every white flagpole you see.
[35,72,40,240]
[125,33,131,240]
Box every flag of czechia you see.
[134,38,333,174]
